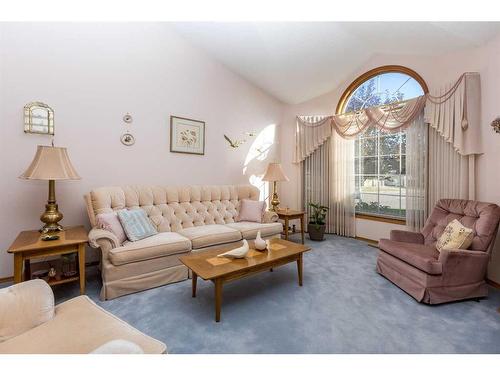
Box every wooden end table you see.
[179,238,310,322]
[276,209,305,244]
[7,226,88,294]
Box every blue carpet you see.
[5,235,500,353]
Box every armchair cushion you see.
[379,239,442,275]
[390,230,424,244]
[0,279,54,343]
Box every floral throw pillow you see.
[435,219,474,252]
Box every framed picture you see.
[170,116,205,155]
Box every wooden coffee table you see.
[179,238,310,322]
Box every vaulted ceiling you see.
[171,22,500,104]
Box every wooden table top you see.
[276,209,305,217]
[179,238,310,280]
[7,226,88,253]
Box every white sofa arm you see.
[88,228,121,250]
[0,279,54,342]
[262,210,279,223]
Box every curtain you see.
[294,115,332,163]
[302,130,355,237]
[405,111,427,231]
[329,130,356,236]
[424,72,482,156]
[428,126,475,210]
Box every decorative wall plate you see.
[121,133,135,146]
[123,113,133,123]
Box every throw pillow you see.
[435,219,474,252]
[237,199,266,223]
[117,209,158,242]
[96,212,127,244]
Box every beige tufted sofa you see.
[85,185,282,300]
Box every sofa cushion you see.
[379,239,442,275]
[0,296,166,354]
[177,224,242,249]
[0,279,54,343]
[109,232,191,266]
[237,199,266,223]
[225,221,283,239]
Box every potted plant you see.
[307,202,329,241]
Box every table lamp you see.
[19,145,81,234]
[262,162,289,212]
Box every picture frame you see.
[170,116,205,155]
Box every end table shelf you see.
[7,226,88,294]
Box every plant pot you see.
[308,223,326,241]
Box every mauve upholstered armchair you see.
[377,199,500,304]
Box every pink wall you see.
[0,23,284,278]
[279,35,500,282]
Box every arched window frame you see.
[336,65,429,115]
[337,65,428,223]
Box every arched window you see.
[337,66,428,220]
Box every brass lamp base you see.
[39,180,64,233]
[269,181,280,212]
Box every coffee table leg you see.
[192,271,198,298]
[297,254,303,286]
[215,278,223,322]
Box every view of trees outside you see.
[346,73,423,218]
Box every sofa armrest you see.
[390,230,424,244]
[438,249,490,283]
[88,228,120,259]
[262,210,279,223]
[0,279,54,342]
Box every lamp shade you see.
[19,145,81,180]
[262,162,289,182]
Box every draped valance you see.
[294,72,482,164]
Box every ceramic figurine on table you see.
[254,230,267,251]
[218,239,250,259]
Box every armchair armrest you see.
[88,228,121,259]
[390,230,424,244]
[262,210,279,223]
[0,279,54,342]
[438,249,490,283]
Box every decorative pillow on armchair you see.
[96,212,127,244]
[237,199,267,223]
[117,209,158,242]
[436,219,474,252]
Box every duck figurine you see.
[218,239,250,259]
[254,230,267,251]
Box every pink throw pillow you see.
[96,212,127,244]
[237,199,266,223]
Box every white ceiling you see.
[171,22,500,104]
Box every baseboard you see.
[486,278,500,290]
[0,276,13,283]
[355,236,379,247]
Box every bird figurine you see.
[218,239,250,259]
[254,230,267,251]
[224,134,246,149]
